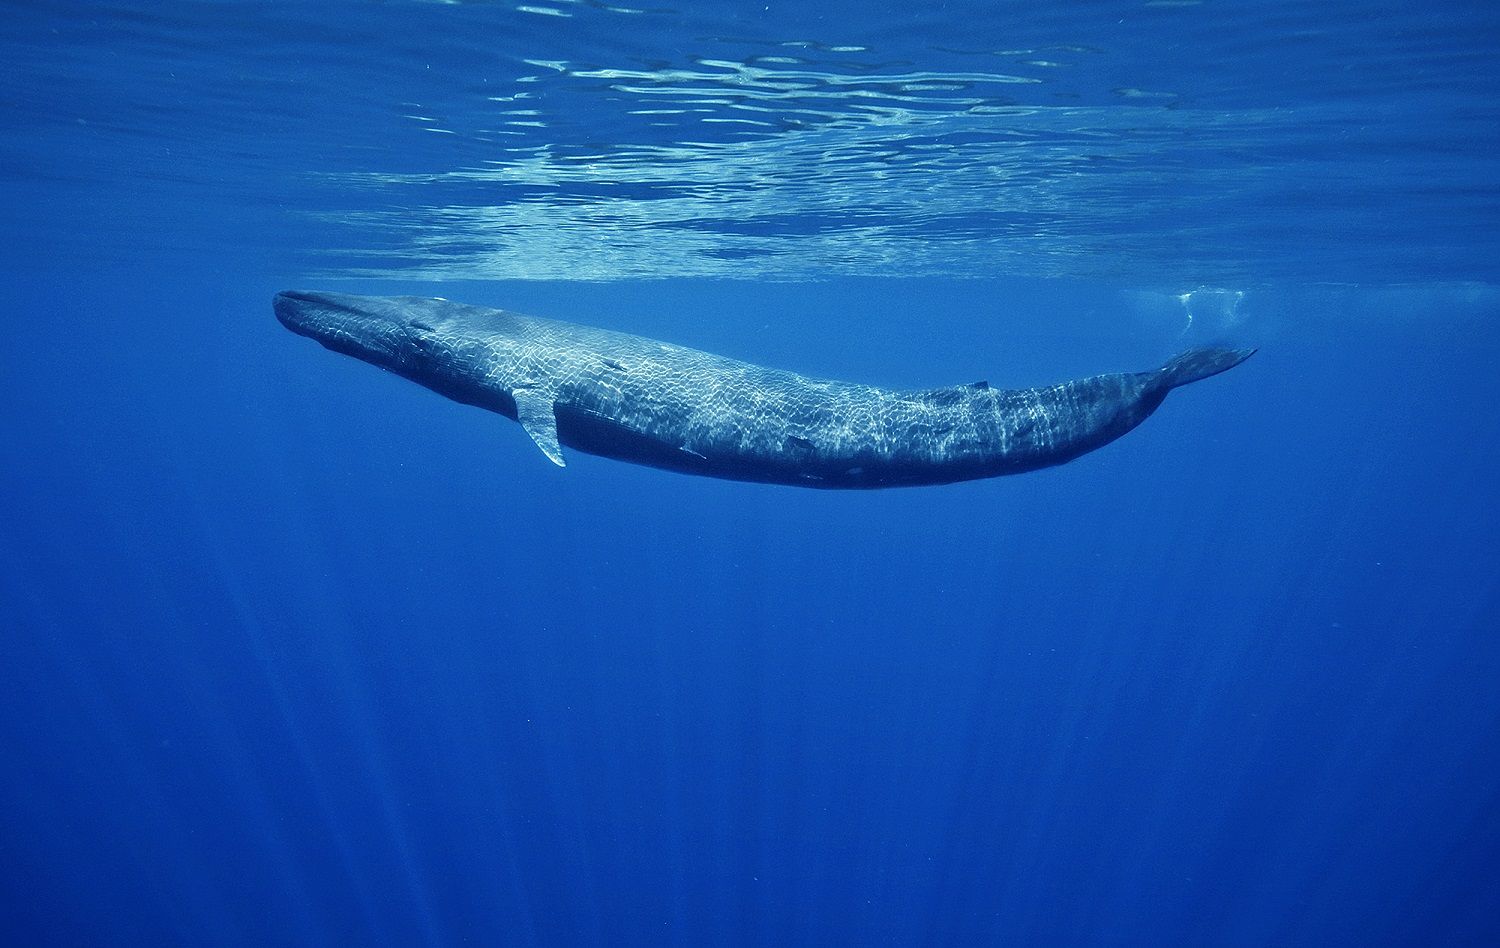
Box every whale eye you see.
[408,319,436,332]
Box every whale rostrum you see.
[274,291,1253,489]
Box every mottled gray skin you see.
[275,291,1252,489]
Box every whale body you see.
[274,291,1252,489]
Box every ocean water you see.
[3,1,1499,944]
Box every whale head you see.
[274,290,468,379]
[275,290,533,417]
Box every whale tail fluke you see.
[1158,347,1256,389]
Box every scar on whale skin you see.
[275,291,1253,490]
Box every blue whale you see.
[275,291,1252,489]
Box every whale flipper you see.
[513,386,566,467]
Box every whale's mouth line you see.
[274,290,367,339]
[274,289,339,311]
[275,291,415,370]
[273,290,322,335]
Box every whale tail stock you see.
[1157,346,1256,389]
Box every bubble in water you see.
[1176,287,1245,334]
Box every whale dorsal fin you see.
[512,386,566,468]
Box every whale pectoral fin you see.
[513,387,566,468]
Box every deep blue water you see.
[3,2,1500,945]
